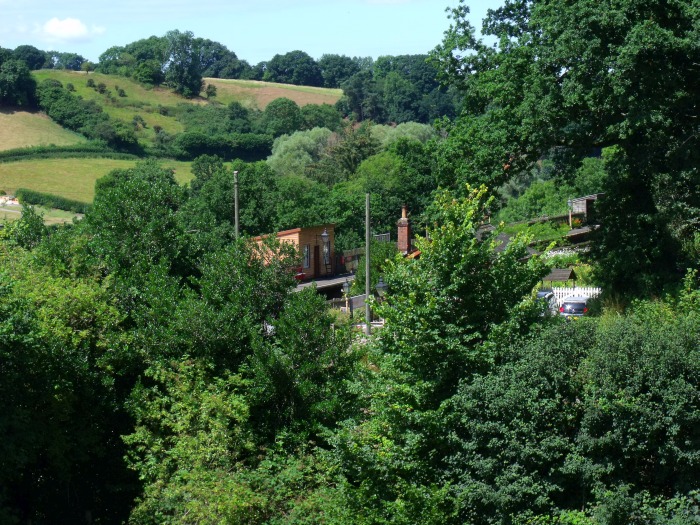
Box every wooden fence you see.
[552,287,602,305]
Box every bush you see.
[0,144,137,163]
[15,188,92,214]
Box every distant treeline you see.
[2,32,461,124]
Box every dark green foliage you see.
[87,159,188,281]
[35,79,138,151]
[309,121,380,186]
[98,36,167,81]
[175,103,231,134]
[350,239,398,296]
[12,44,47,70]
[0,260,137,523]
[15,187,91,214]
[3,204,47,249]
[340,70,384,121]
[0,144,137,162]
[46,51,85,71]
[227,100,253,133]
[0,59,36,107]
[331,186,548,523]
[260,97,303,137]
[164,30,204,97]
[184,159,278,236]
[334,53,458,124]
[300,103,342,131]
[172,131,272,161]
[431,0,700,295]
[196,37,243,78]
[319,53,360,88]
[274,175,330,231]
[189,153,224,195]
[445,324,591,522]
[264,50,323,87]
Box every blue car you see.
[559,296,588,319]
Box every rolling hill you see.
[0,108,88,150]
[0,71,341,212]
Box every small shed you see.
[571,193,604,221]
[542,268,577,287]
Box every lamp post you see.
[376,275,388,300]
[321,227,330,272]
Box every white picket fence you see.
[552,287,602,305]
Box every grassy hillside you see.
[0,72,340,221]
[0,109,88,151]
[0,158,193,203]
[31,70,342,141]
[206,78,342,109]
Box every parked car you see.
[536,290,558,316]
[559,296,588,319]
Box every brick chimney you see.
[397,205,411,255]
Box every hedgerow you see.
[15,188,92,214]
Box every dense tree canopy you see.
[264,50,323,87]
[0,59,36,106]
[2,1,699,522]
[164,30,204,97]
[318,53,360,88]
[431,0,700,295]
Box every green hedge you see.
[15,188,92,214]
[0,144,139,163]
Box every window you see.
[303,244,310,268]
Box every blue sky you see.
[0,0,502,64]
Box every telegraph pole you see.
[365,193,371,336]
[234,170,239,239]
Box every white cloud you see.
[38,17,105,43]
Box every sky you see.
[0,0,502,64]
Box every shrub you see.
[86,78,95,88]
[15,188,92,214]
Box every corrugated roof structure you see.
[543,268,577,282]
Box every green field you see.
[0,109,88,151]
[0,158,193,203]
[0,72,340,225]
[0,202,80,226]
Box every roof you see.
[543,268,577,282]
[253,224,334,242]
[571,193,605,202]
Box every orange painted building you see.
[253,224,335,281]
